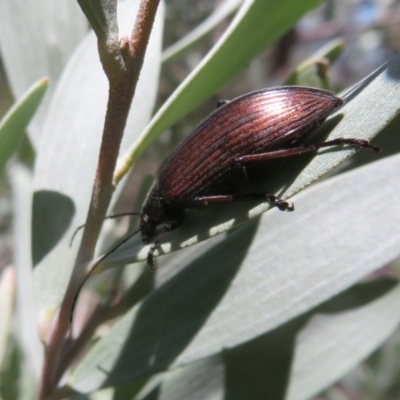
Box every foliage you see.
[1,0,400,399]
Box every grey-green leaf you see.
[9,164,43,378]
[0,0,87,147]
[70,151,400,392]
[133,284,400,400]
[0,266,14,372]
[287,286,400,400]
[77,0,118,42]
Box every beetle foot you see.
[147,252,158,271]
[147,242,159,271]
[274,199,294,212]
[357,140,380,153]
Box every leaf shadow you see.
[221,277,398,400]
[32,190,75,266]
[102,218,260,387]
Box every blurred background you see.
[1,0,400,399]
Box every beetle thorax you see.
[140,186,167,243]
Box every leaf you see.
[114,0,321,182]
[32,0,164,314]
[287,285,400,400]
[77,0,118,42]
[285,38,345,87]
[70,151,400,392]
[133,282,400,400]
[136,356,223,400]
[0,79,48,174]
[0,0,88,147]
[162,0,242,63]
[0,266,15,371]
[9,164,43,378]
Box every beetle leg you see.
[317,138,380,153]
[236,138,379,164]
[147,218,184,270]
[147,240,159,271]
[192,194,294,211]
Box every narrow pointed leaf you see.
[162,0,242,63]
[0,79,48,173]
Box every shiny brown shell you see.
[158,86,343,204]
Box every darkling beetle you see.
[70,86,379,322]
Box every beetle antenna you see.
[69,212,141,247]
[70,226,141,324]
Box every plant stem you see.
[38,1,160,398]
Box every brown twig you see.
[38,1,161,398]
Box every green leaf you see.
[285,38,345,87]
[115,0,321,182]
[0,79,48,173]
[162,0,242,63]
[70,151,400,392]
